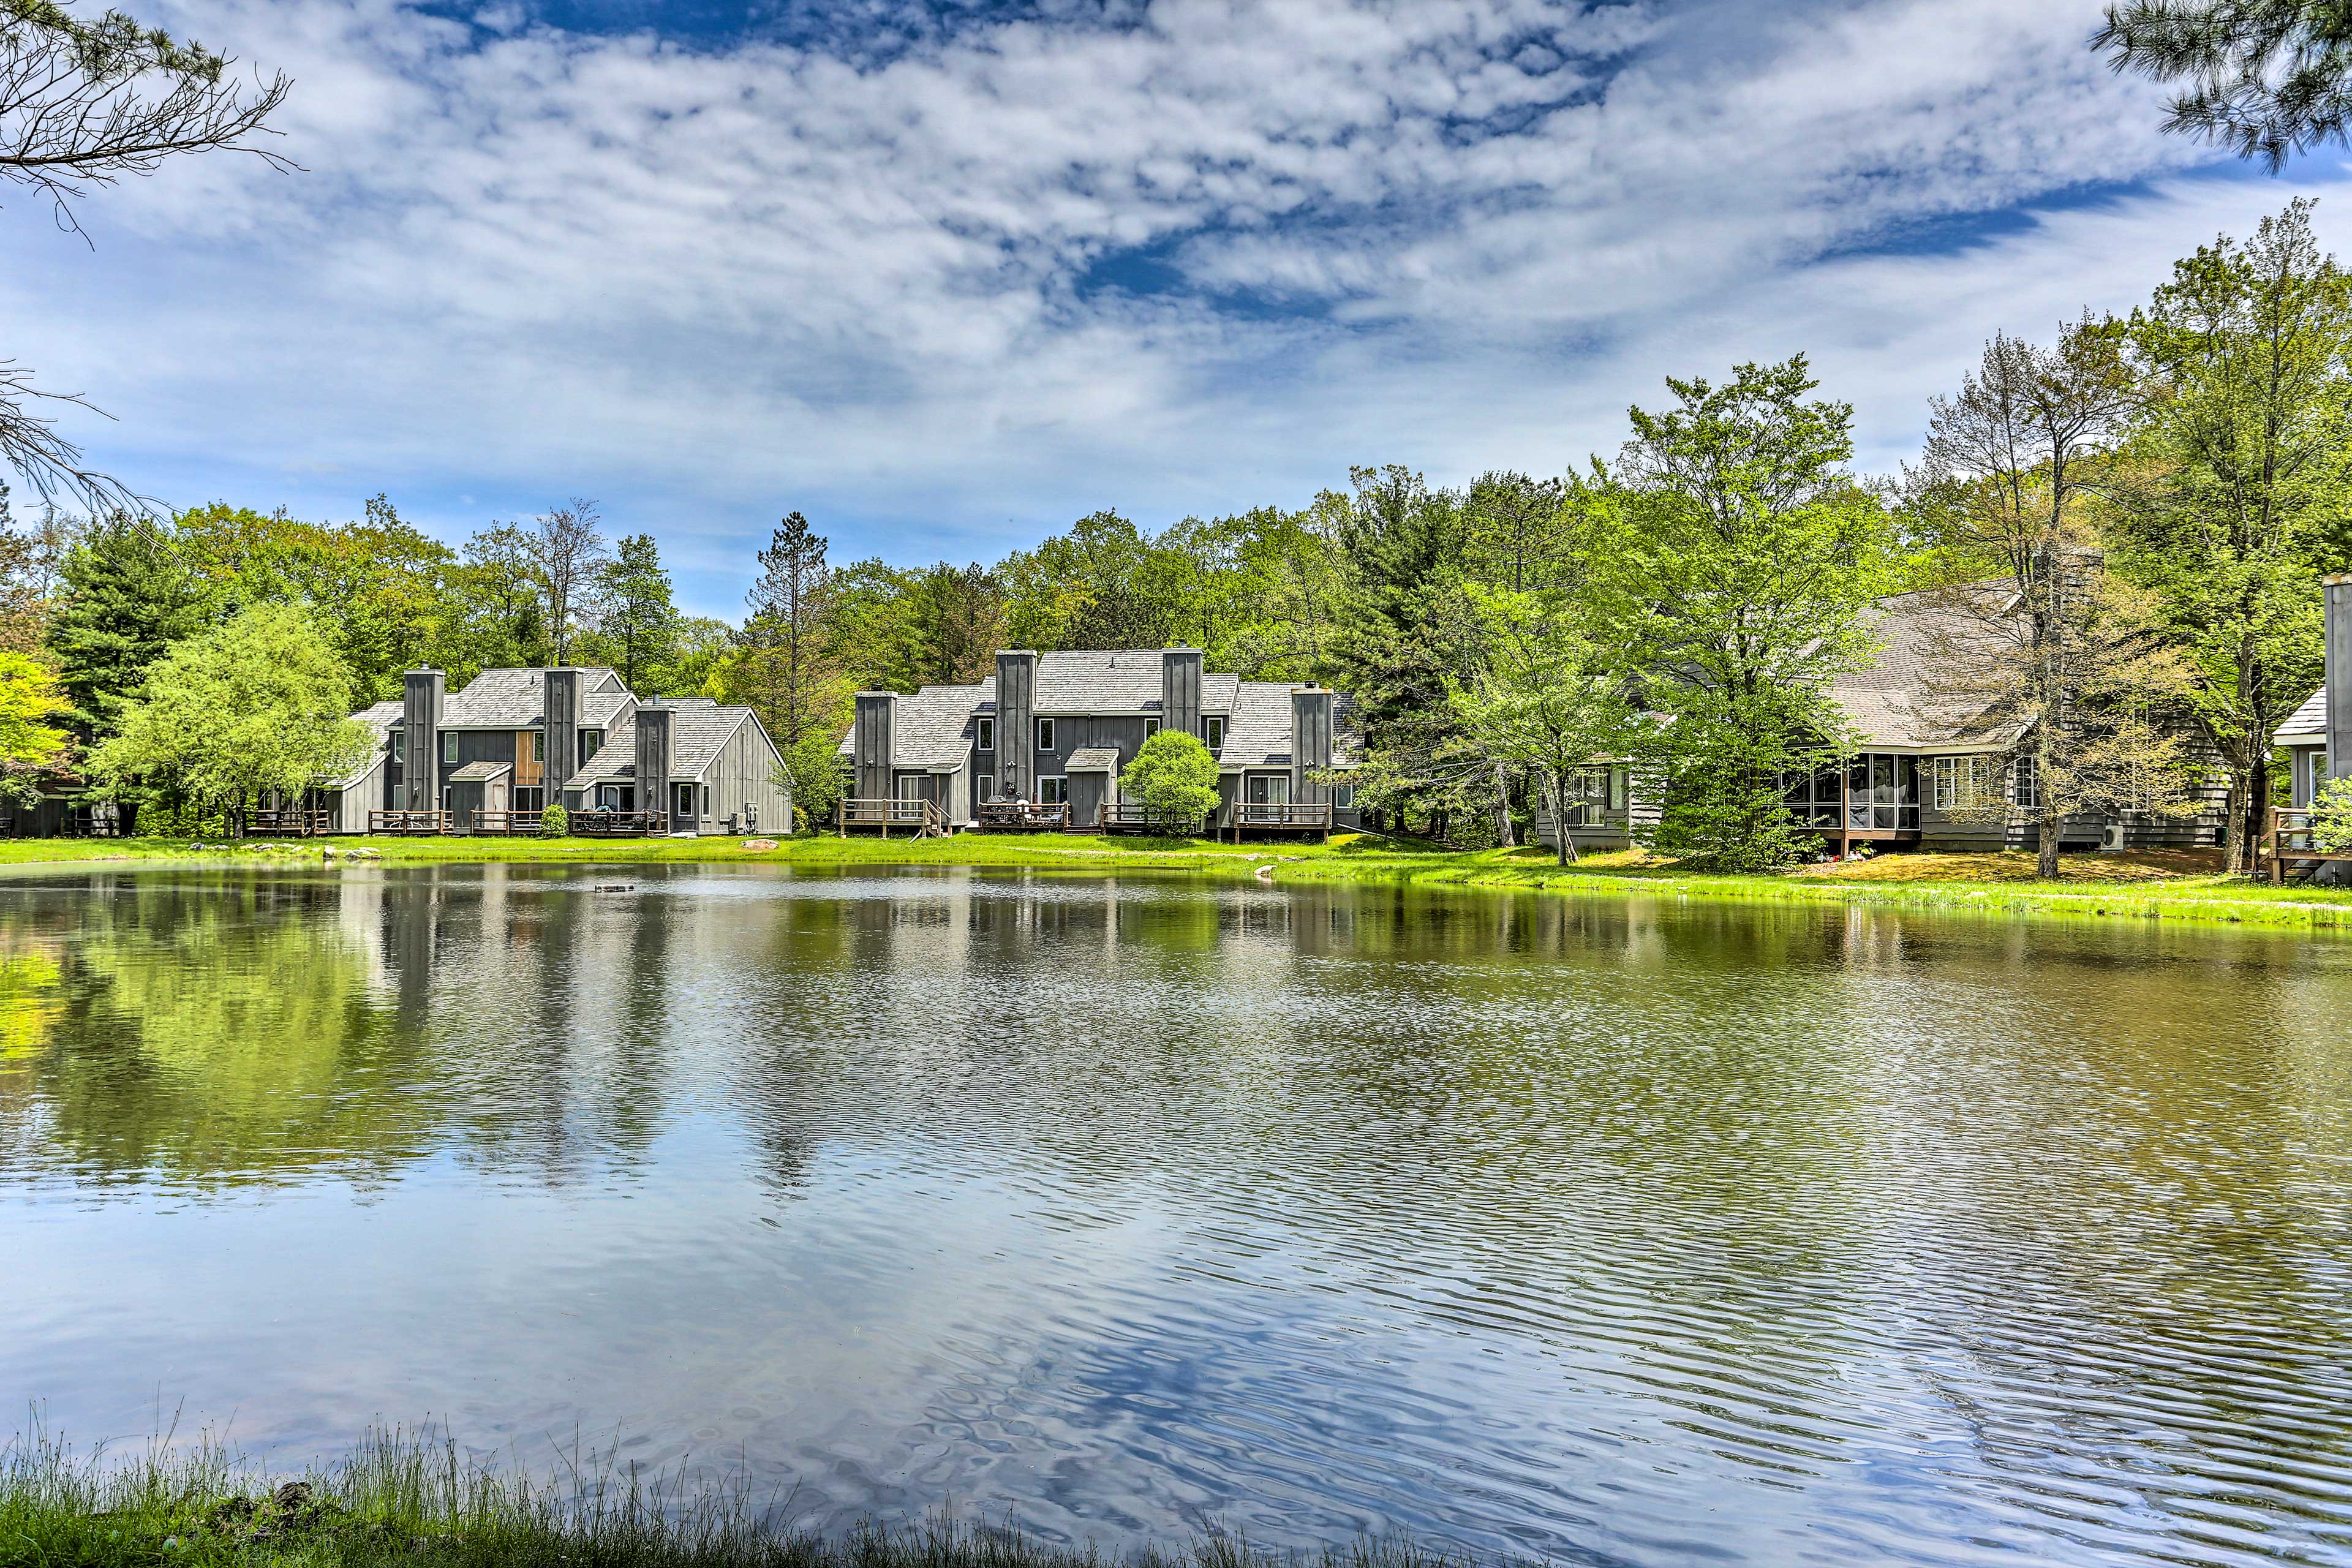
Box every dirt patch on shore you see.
[1792,848,2226,883]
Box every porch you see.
[838,798,952,837]
[368,810,455,835]
[251,809,333,837]
[2264,807,2352,883]
[1099,803,1210,836]
[975,801,1073,832]
[571,809,672,837]
[1228,802,1333,842]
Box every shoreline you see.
[1,832,2346,930]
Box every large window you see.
[1204,715,1225,750]
[442,731,459,765]
[1931,756,1998,811]
[514,786,545,814]
[2011,755,2038,810]
[976,717,995,751]
[1782,755,1920,831]
[1036,717,1056,753]
[1560,767,1613,826]
[1246,774,1291,805]
[1039,776,1067,806]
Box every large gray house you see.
[1546,585,2232,857]
[307,665,791,835]
[2275,573,2350,810]
[836,648,1362,834]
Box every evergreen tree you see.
[2096,2,2352,169]
[582,533,679,692]
[730,511,846,815]
[47,514,209,746]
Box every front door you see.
[1247,775,1290,806]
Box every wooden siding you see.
[696,712,793,835]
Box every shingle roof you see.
[439,667,633,729]
[448,760,512,782]
[570,702,773,788]
[2277,685,2328,744]
[322,701,404,788]
[1218,682,1296,769]
[1065,746,1121,770]
[1831,590,2024,750]
[1034,650,1170,712]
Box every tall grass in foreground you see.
[0,1425,1472,1568]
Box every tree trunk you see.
[2222,774,2250,878]
[2037,799,2060,879]
[1492,765,1515,849]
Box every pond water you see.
[4,864,2351,1566]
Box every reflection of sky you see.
[4,865,2352,1566]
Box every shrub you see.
[2313,775,2352,853]
[541,802,569,837]
[1118,729,1221,828]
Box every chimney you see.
[853,692,895,802]
[995,650,1036,800]
[1290,686,1332,803]
[1161,647,1202,740]
[402,668,445,811]
[544,667,581,795]
[2329,573,2351,785]
[635,703,674,820]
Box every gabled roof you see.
[439,666,634,729]
[448,760,512,782]
[320,701,403,789]
[570,701,777,789]
[1831,589,2026,751]
[2276,685,2328,745]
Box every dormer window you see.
[1204,715,1225,750]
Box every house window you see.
[1036,717,1056,753]
[1332,784,1355,810]
[976,717,995,751]
[1608,766,1628,811]
[578,728,604,767]
[2011,755,2039,810]
[442,732,459,765]
[1932,756,1993,811]
[1204,715,1225,750]
[531,731,546,763]
[1039,776,1067,806]
[1145,718,1159,737]
[1246,774,1291,805]
[978,774,995,802]
[1561,767,1611,826]
[898,775,924,802]
[598,785,624,810]
[390,730,405,763]
[515,787,544,814]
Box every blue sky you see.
[8,0,2348,617]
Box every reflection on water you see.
[4,864,2352,1566]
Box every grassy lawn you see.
[2,830,2348,929]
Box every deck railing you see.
[251,809,333,837]
[838,798,949,837]
[1098,803,1208,836]
[1234,802,1333,830]
[469,810,546,837]
[2264,805,2352,883]
[368,809,454,835]
[975,801,1071,832]
[571,810,670,837]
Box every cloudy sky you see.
[9,0,2349,614]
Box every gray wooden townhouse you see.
[303,665,789,835]
[1546,584,2231,857]
[2275,573,2350,810]
[836,647,1363,834]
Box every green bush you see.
[1119,729,1221,828]
[540,802,569,837]
[2313,775,2352,853]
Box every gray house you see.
[1542,586,2230,857]
[338,665,788,835]
[2275,573,2350,809]
[837,648,1362,834]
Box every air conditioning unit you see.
[2100,821,2127,853]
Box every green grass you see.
[0,1425,1469,1568]
[3,831,2350,930]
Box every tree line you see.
[1,200,2348,864]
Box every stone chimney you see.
[543,667,581,796]
[1161,647,1202,740]
[2329,573,2351,785]
[635,703,674,821]
[995,651,1036,801]
[853,692,895,802]
[1290,686,1333,803]
[402,668,445,810]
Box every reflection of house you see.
[1543,587,2228,857]
[2275,574,2349,808]
[836,649,1362,834]
[312,666,789,836]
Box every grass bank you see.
[2,832,2349,930]
[0,1428,1462,1568]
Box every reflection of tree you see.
[0,876,436,1187]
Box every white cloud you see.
[1,0,2340,611]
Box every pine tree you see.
[47,515,209,747]
[731,511,846,816]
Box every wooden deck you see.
[974,801,1071,832]
[571,810,672,837]
[368,810,454,835]
[469,810,546,837]
[839,798,952,837]
[1229,802,1333,842]
[2264,807,2352,883]
[1099,803,1210,836]
[251,809,333,837]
